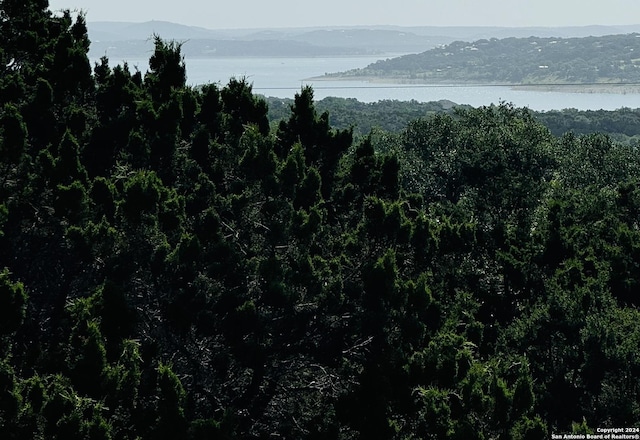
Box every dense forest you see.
[2,2,640,439]
[326,33,640,85]
[265,97,462,138]
[265,96,640,144]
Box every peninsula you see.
[318,33,640,92]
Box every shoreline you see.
[511,84,640,94]
[307,75,640,94]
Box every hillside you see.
[324,33,640,85]
[264,96,640,143]
[87,21,448,58]
[87,21,640,60]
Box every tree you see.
[0,269,26,336]
[153,364,188,440]
[276,86,352,199]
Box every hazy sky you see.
[48,0,640,29]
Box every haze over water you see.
[53,0,640,29]
[77,0,640,111]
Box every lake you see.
[97,56,640,111]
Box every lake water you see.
[99,56,640,111]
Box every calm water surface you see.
[97,56,640,111]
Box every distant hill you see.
[394,24,640,40]
[323,33,640,85]
[88,20,224,41]
[86,21,640,60]
[88,38,381,60]
[87,21,444,58]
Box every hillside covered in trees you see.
[325,33,640,85]
[265,96,640,144]
[2,1,640,439]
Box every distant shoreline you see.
[307,75,640,94]
[511,83,640,94]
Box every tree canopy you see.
[1,2,640,438]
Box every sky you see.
[47,0,640,29]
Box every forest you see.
[326,33,640,85]
[1,1,640,439]
[265,96,640,144]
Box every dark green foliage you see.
[511,416,547,440]
[0,104,27,164]
[54,130,88,185]
[54,180,89,222]
[120,170,162,221]
[2,2,640,438]
[266,95,461,138]
[146,36,187,102]
[267,96,640,147]
[153,364,188,440]
[221,77,269,141]
[0,361,20,436]
[277,86,352,198]
[0,269,27,335]
[535,107,640,145]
